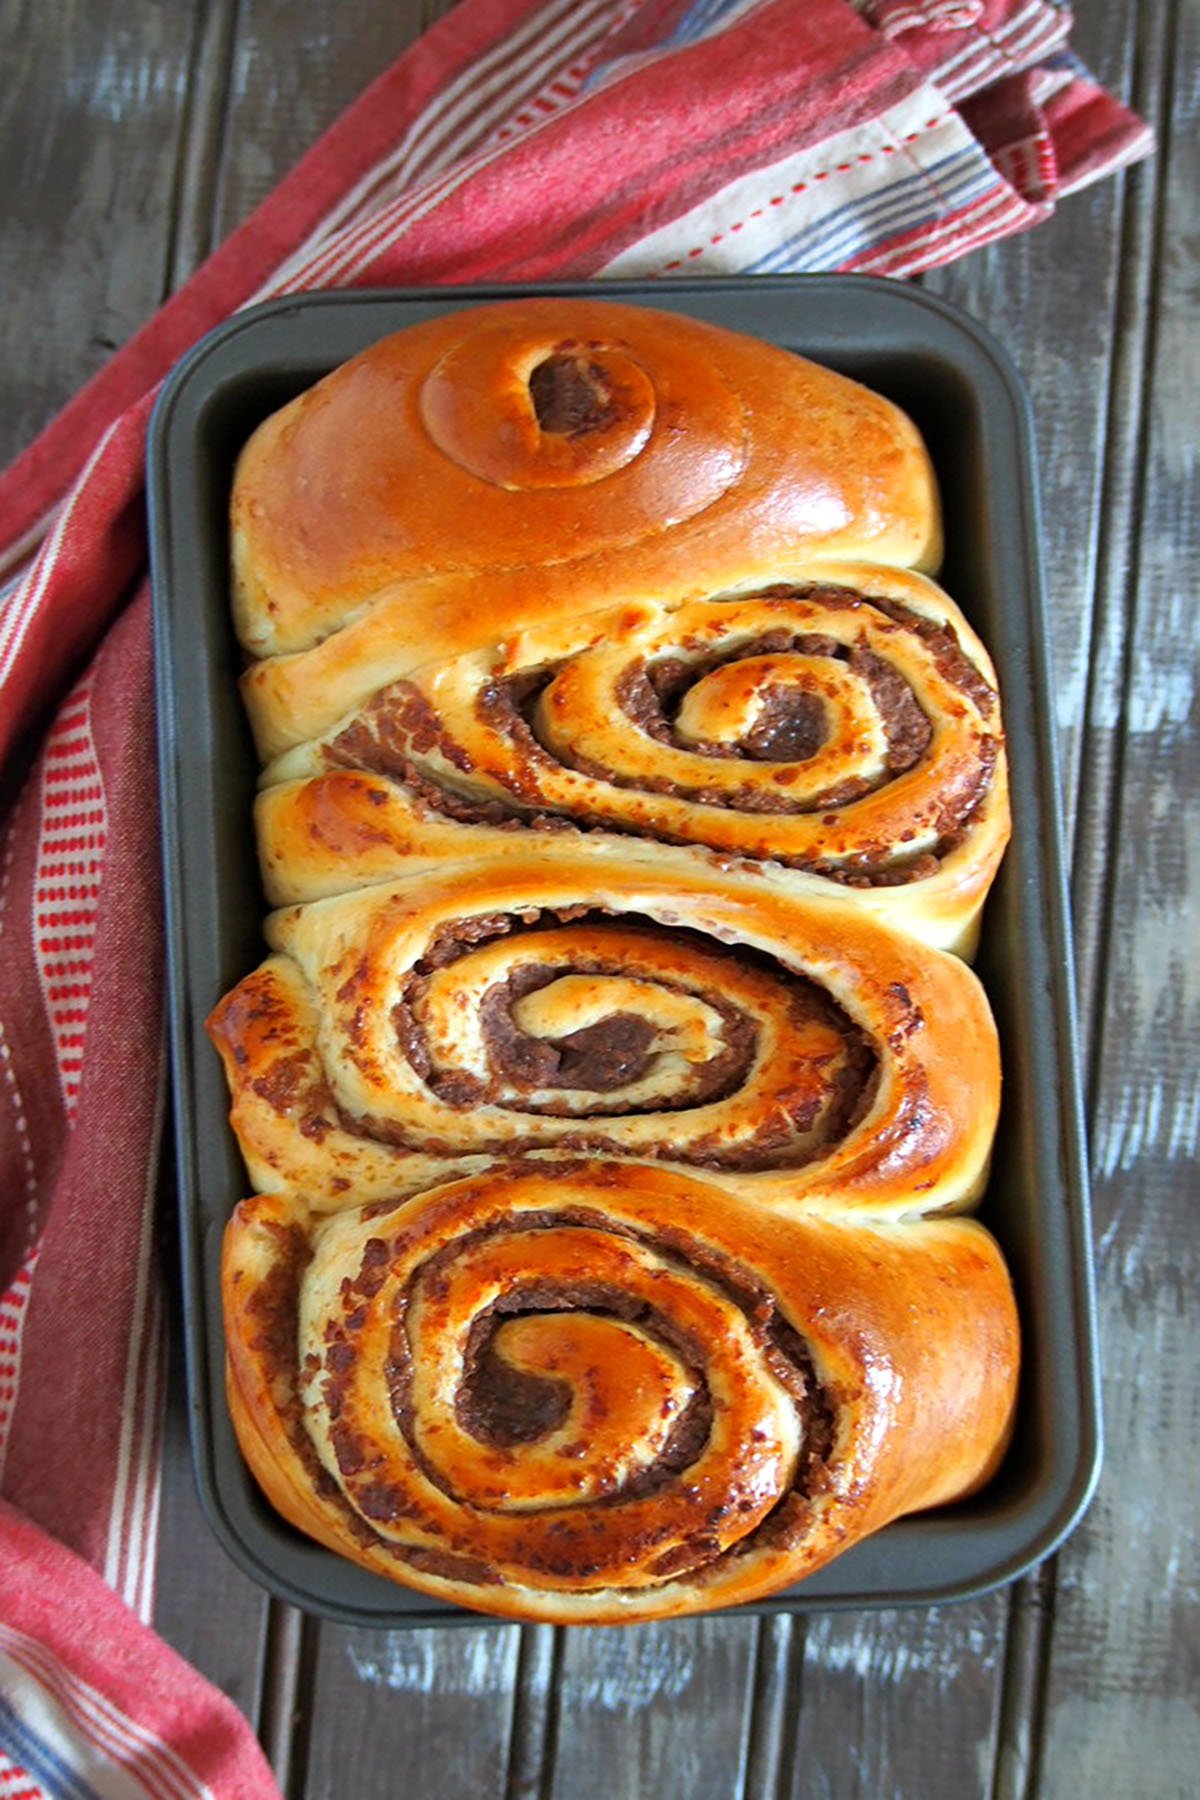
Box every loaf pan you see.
[148,276,1101,1627]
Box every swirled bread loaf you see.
[234,298,942,755]
[213,297,1018,1624]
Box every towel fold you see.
[0,2,1149,1794]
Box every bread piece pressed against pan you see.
[214,296,1018,1624]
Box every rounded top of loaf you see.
[231,296,942,668]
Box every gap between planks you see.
[1069,0,1174,1053]
[505,1625,560,1800]
[149,2,1172,1789]
[161,0,243,294]
[258,1604,311,1796]
[963,7,1174,1792]
[740,1615,806,1800]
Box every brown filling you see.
[244,1221,310,1387]
[458,1312,573,1445]
[867,591,997,715]
[849,645,932,772]
[610,614,935,803]
[330,690,481,790]
[324,584,997,888]
[529,351,618,437]
[378,908,873,1159]
[241,1225,382,1545]
[250,1048,322,1111]
[242,1230,498,1584]
[741,686,830,762]
[251,1190,841,1592]
[452,1278,715,1488]
[480,980,660,1094]
[439,950,758,1114]
[416,1208,832,1575]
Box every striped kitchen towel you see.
[1,1503,276,1800]
[0,1,1149,1794]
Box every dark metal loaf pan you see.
[147,276,1101,1628]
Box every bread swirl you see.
[233,297,941,759]
[209,843,998,1218]
[258,563,1008,954]
[212,295,1018,1623]
[224,1166,1017,1624]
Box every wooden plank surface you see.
[1031,1,1200,1793]
[302,1624,523,1798]
[0,0,195,465]
[0,0,282,1726]
[546,1618,759,1799]
[1,2,1195,1796]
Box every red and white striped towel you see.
[0,1,1149,1794]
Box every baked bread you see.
[209,842,1000,1218]
[233,298,942,759]
[223,1165,1017,1624]
[211,296,1018,1624]
[259,560,1008,955]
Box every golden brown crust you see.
[214,298,1019,1623]
[232,298,940,757]
[221,1168,1018,1624]
[256,562,1009,955]
[208,845,1000,1219]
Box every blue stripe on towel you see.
[0,1692,111,1800]
[744,145,1000,273]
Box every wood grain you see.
[789,1604,1007,1800]
[0,0,197,466]
[923,166,1127,862]
[209,2,453,240]
[919,9,1153,1792]
[302,1624,522,1798]
[2,1,1196,1795]
[544,1618,758,1800]
[1034,1,1200,1793]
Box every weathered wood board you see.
[2,2,1194,1794]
